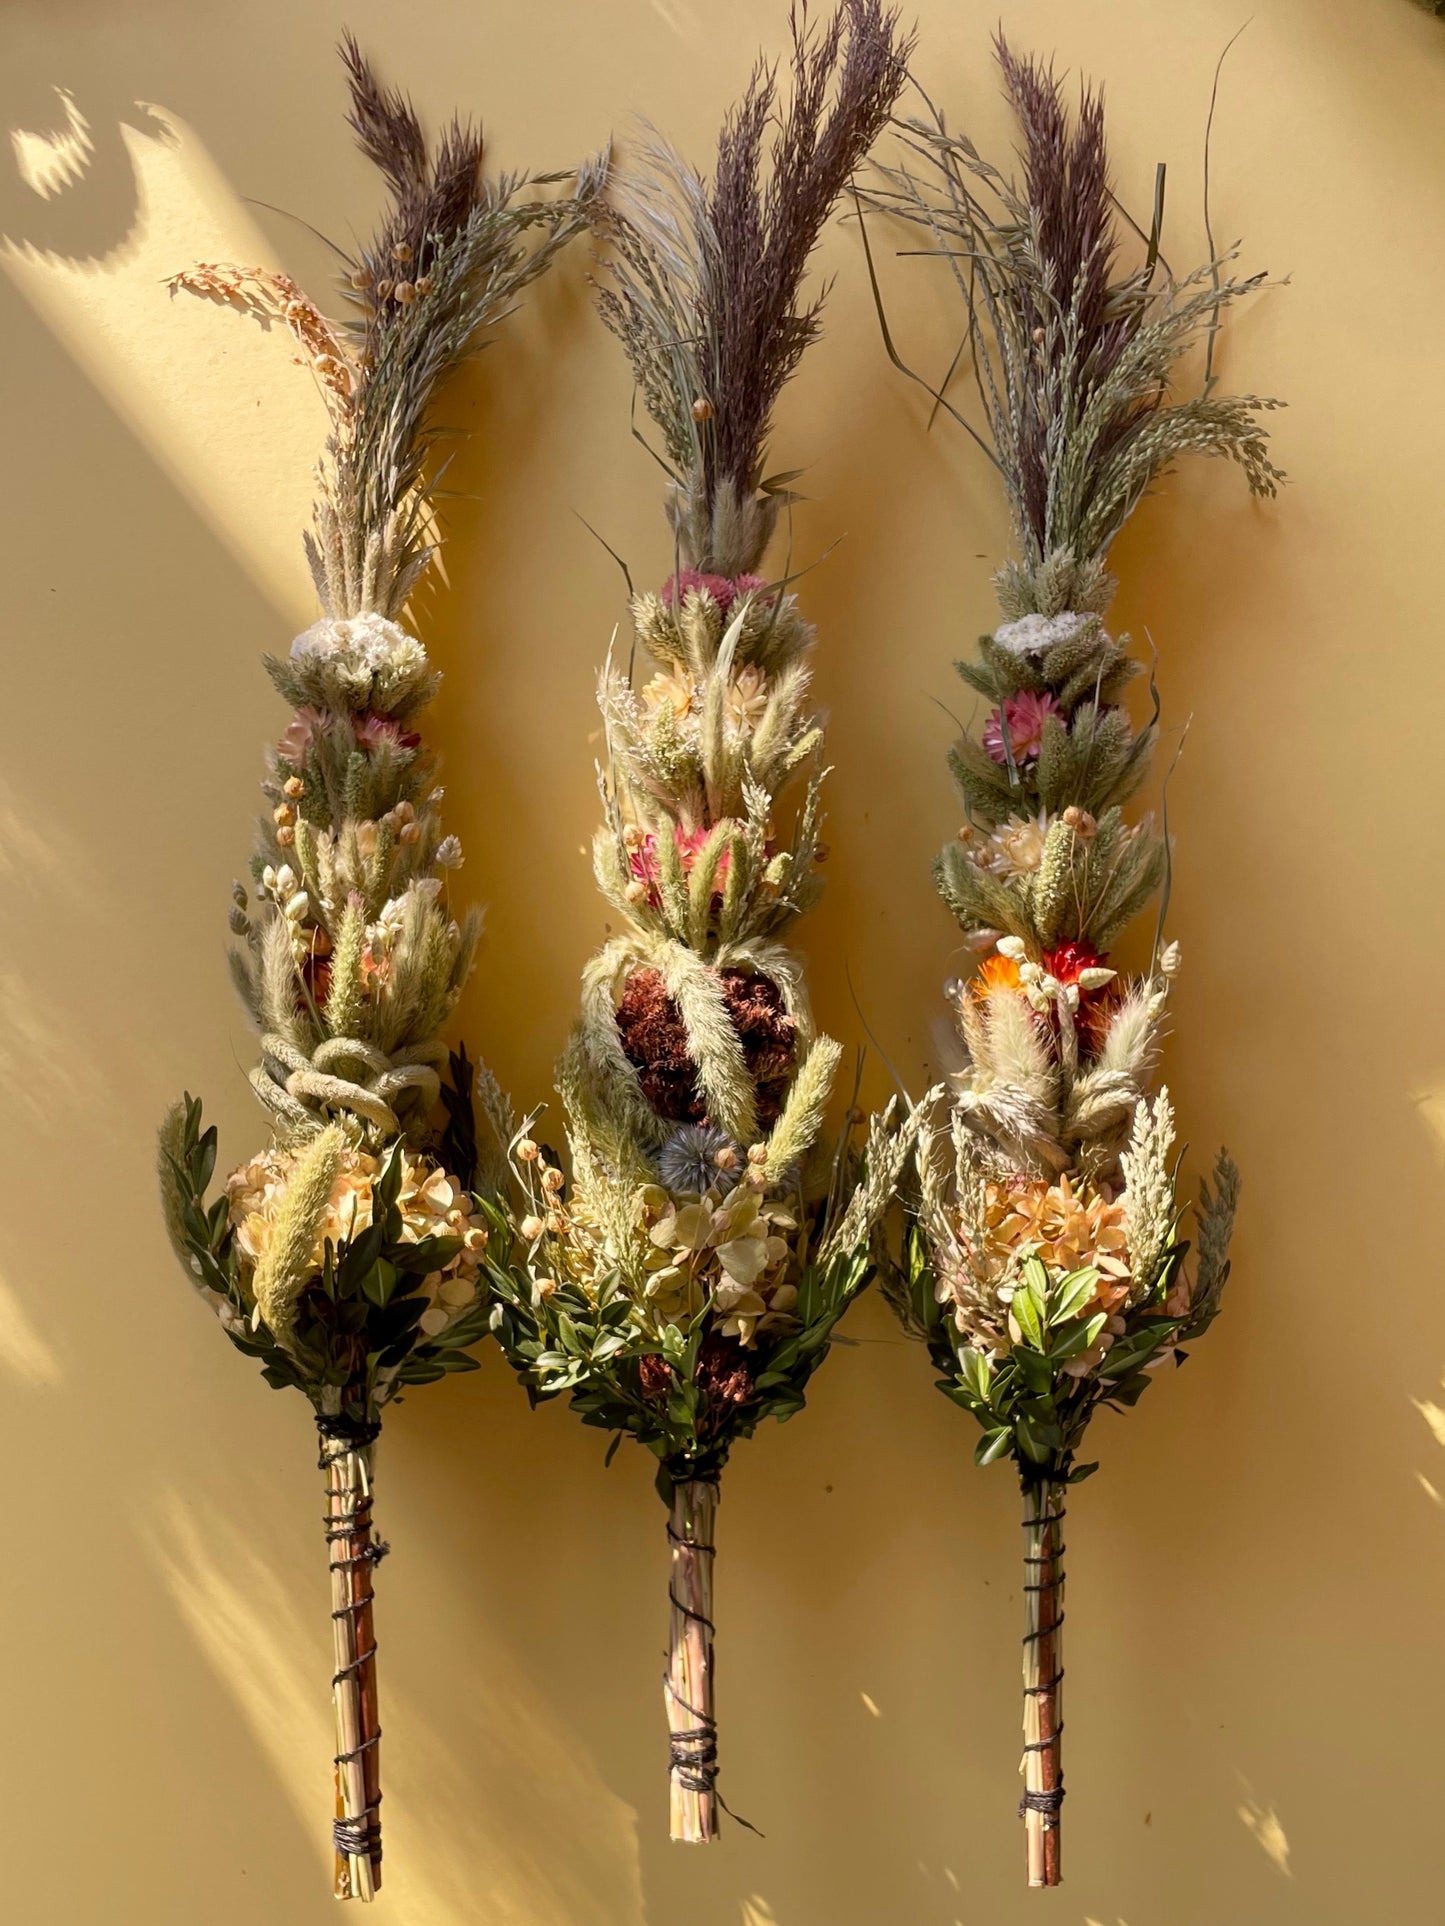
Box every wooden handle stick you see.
[1021,1477,1065,1887]
[664,1478,720,1843]
[322,1427,384,1900]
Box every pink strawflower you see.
[353,711,420,752]
[277,706,421,767]
[983,690,1063,766]
[661,570,772,615]
[276,707,325,765]
[630,824,734,899]
[627,823,743,914]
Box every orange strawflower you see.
[972,951,1023,999]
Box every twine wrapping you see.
[318,1416,386,1900]
[661,1477,762,1842]
[664,1478,722,1843]
[1020,1478,1066,1887]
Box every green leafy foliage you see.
[489,1237,870,1491]
[906,1235,1196,1482]
[160,1094,495,1427]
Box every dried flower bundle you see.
[157,43,600,1901]
[487,0,912,1842]
[868,39,1271,1886]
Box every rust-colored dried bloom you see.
[615,966,797,1126]
[616,968,703,1121]
[718,969,795,1124]
[637,1353,675,1402]
[695,1332,757,1436]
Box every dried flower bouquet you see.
[865,38,1280,1886]
[486,0,912,1843]
[156,41,601,1900]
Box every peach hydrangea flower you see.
[226,1144,486,1337]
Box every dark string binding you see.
[664,1483,762,1836]
[1020,1488,1067,1825]
[333,1813,383,1858]
[1019,1786,1066,1817]
[318,1414,385,1875]
[316,1411,383,1452]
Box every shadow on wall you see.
[145,1482,645,1924]
[2,84,323,619]
[2,80,165,263]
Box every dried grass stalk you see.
[595,0,912,572]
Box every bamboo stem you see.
[322,1432,384,1901]
[664,1477,719,1843]
[1021,1477,1066,1888]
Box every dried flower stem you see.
[1021,1478,1066,1887]
[665,1478,720,1842]
[323,1436,384,1901]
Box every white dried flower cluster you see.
[287,613,432,712]
[992,610,1098,657]
[290,612,419,672]
[635,1178,800,1346]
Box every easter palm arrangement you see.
[864,39,1279,1885]
[485,0,911,1842]
[156,42,601,1900]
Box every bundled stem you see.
[872,33,1256,1884]
[665,1478,720,1843]
[487,0,916,1844]
[321,1426,385,1901]
[1020,1478,1066,1887]
[158,39,593,1895]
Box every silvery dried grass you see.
[595,0,912,572]
[863,33,1282,613]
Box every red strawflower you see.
[1042,941,1106,984]
[1044,942,1119,1056]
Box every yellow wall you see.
[2,0,1441,1919]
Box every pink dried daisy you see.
[353,711,421,752]
[276,707,326,766]
[983,690,1063,766]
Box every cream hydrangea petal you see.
[716,1235,768,1286]
[670,1203,714,1252]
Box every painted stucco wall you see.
[2,1,1441,1920]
